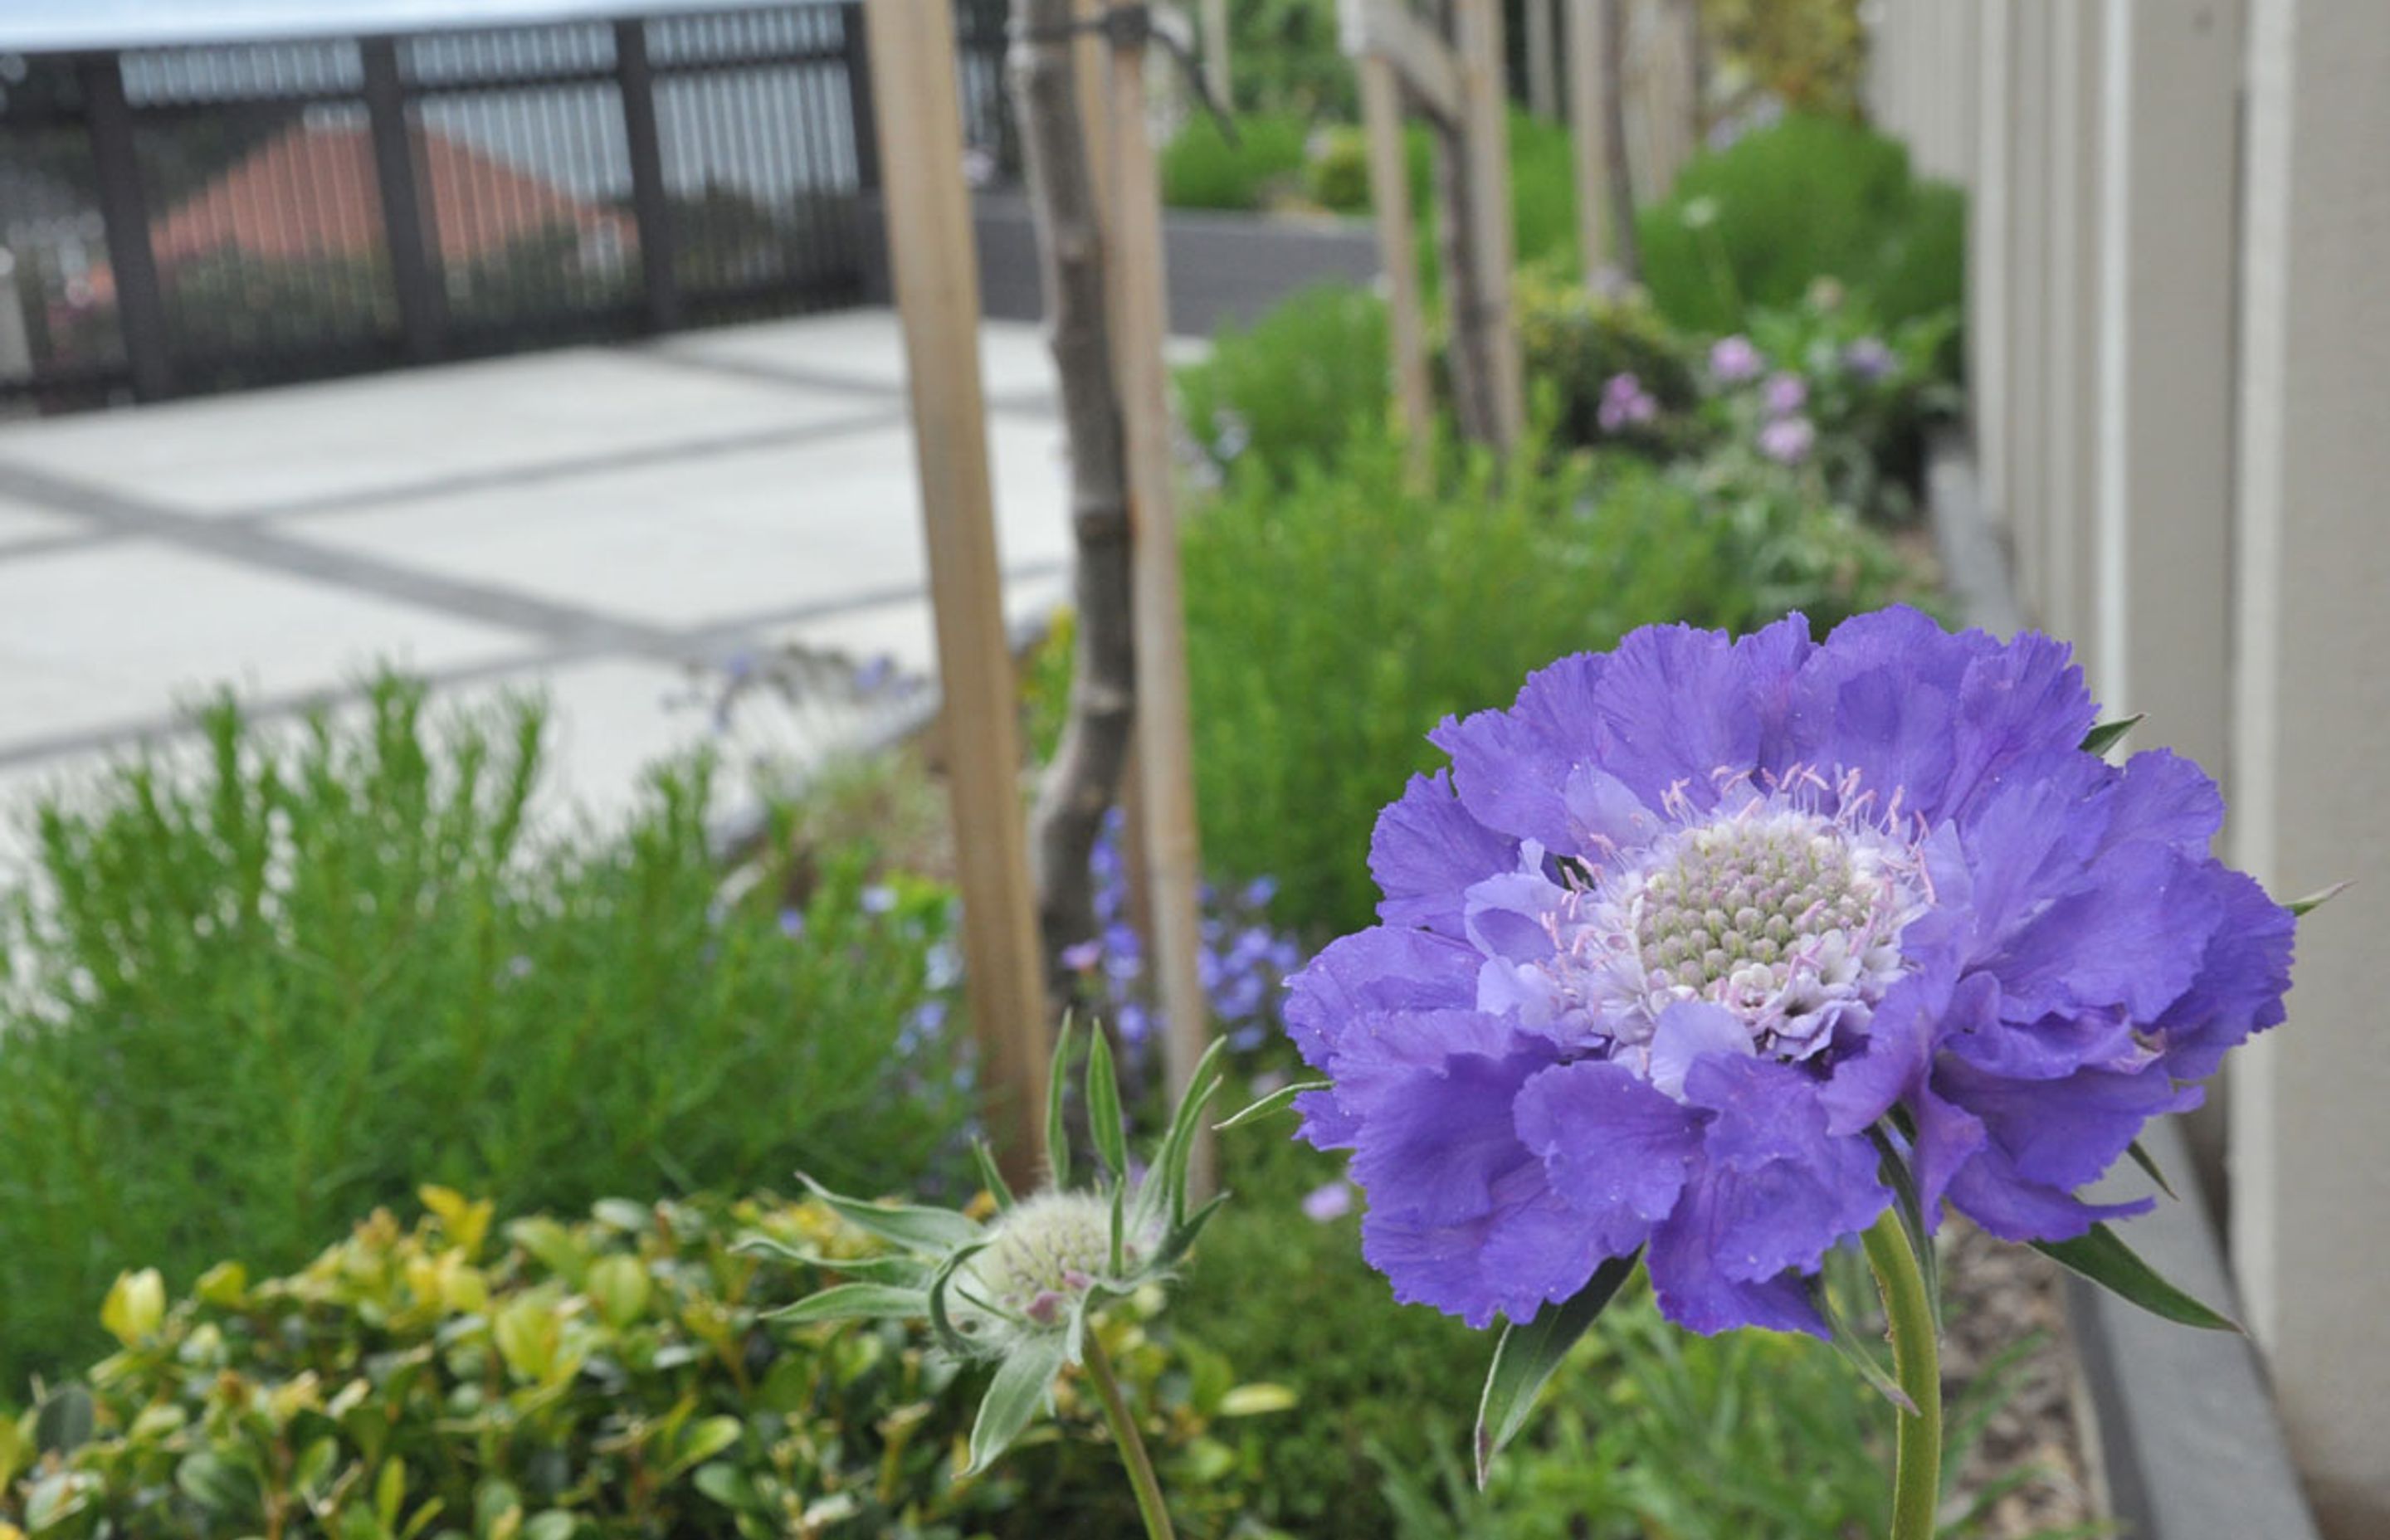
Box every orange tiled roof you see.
[149,118,632,269]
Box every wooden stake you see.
[1359,52,1434,484]
[1568,0,1614,281]
[1105,24,1216,1195]
[865,0,1050,1187]
[1201,0,1232,108]
[1457,0,1524,446]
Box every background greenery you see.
[0,683,968,1391]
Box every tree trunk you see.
[1010,1,1139,998]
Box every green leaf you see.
[2030,1223,2241,1332]
[586,1254,651,1328]
[176,1451,264,1518]
[1085,1025,1129,1177]
[32,1384,93,1455]
[1473,1250,1640,1489]
[1140,1036,1230,1232]
[970,1138,1016,1211]
[1214,1079,1329,1131]
[1812,1273,1919,1415]
[1046,1013,1076,1187]
[2079,715,2144,758]
[732,1235,928,1287]
[795,1173,982,1251]
[2285,880,2349,917]
[763,1283,929,1325]
[964,1334,1069,1475]
[2126,1139,2181,1202]
[1148,1191,1230,1273]
[693,1462,763,1512]
[663,1416,745,1479]
[927,1240,994,1356]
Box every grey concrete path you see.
[0,308,1085,862]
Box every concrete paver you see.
[0,346,874,519]
[0,309,1077,857]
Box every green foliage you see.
[1701,0,1870,119]
[1304,125,1372,214]
[1173,281,1390,485]
[1225,0,1355,120]
[2,1192,1286,1538]
[1636,114,1967,336]
[0,680,969,1393]
[1512,261,1705,448]
[1363,1255,2080,1539]
[1158,113,1311,212]
[1183,421,1925,937]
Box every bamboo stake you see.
[1105,22,1216,1195]
[1201,0,1232,107]
[1358,52,1433,484]
[865,0,1051,1186]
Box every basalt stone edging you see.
[1926,428,2324,1540]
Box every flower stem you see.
[1861,1207,1944,1540]
[1082,1328,1176,1540]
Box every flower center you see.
[963,1192,1141,1330]
[1634,816,1869,992]
[1612,806,1918,1058]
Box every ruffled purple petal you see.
[1945,1139,2154,1243]
[1791,607,1974,817]
[1935,1057,2199,1193]
[1285,925,1480,1065]
[1428,653,1609,853]
[1331,1012,1576,1326]
[1943,631,2099,815]
[1642,1055,1888,1337]
[2152,866,2295,1080]
[1647,999,1756,1100]
[1514,1059,1702,1256]
[1583,618,1811,813]
[1370,770,1519,938]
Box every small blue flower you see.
[1302,1180,1355,1223]
[777,907,807,939]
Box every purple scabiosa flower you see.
[1709,334,1764,384]
[1762,370,1809,417]
[1758,416,1817,465]
[1597,373,1660,434]
[1284,609,2291,1337]
[1843,336,1895,383]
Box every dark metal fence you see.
[0,2,1018,413]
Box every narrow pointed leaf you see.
[1870,1128,1942,1333]
[1215,1079,1330,1132]
[2125,1139,2180,1202]
[970,1138,1016,1211]
[1473,1250,1641,1489]
[926,1240,993,1357]
[2030,1223,2241,1333]
[964,1334,1069,1475]
[2079,715,2144,758]
[1108,1178,1128,1275]
[1046,1014,1076,1187]
[1086,1026,1128,1177]
[2285,880,2350,918]
[763,1283,927,1324]
[1141,1036,1229,1231]
[734,1237,928,1287]
[1146,1191,1230,1273]
[1812,1275,1918,1415]
[797,1175,980,1251]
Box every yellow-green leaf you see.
[587,1255,651,1330]
[193,1262,248,1308]
[100,1269,165,1346]
[1216,1383,1299,1417]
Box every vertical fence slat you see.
[79,53,173,400]
[361,35,446,364]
